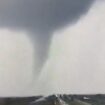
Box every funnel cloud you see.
[0,0,94,71]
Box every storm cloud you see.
[0,0,94,71]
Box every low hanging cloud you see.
[0,0,94,71]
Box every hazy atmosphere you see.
[0,0,105,96]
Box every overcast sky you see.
[0,0,105,96]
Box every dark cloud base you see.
[0,0,95,72]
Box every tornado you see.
[0,0,94,72]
